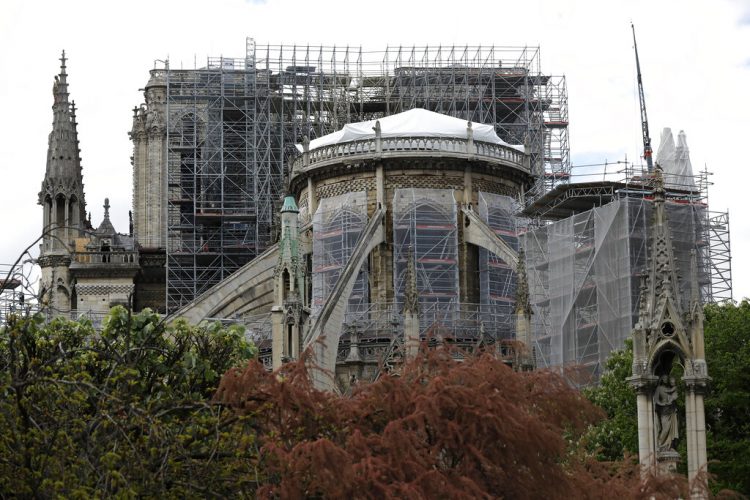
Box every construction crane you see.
[631,23,654,172]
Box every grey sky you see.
[1,0,748,298]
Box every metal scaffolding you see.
[523,186,718,385]
[163,41,569,312]
[478,192,524,340]
[393,189,459,311]
[312,191,369,316]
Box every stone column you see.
[636,391,652,470]
[43,200,50,251]
[51,198,58,250]
[307,177,317,217]
[630,378,657,473]
[403,311,420,358]
[376,164,385,209]
[64,197,69,247]
[463,166,472,205]
[271,305,284,370]
[685,389,698,481]
[685,377,709,498]
[695,393,707,477]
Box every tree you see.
[215,349,688,498]
[0,307,258,497]
[0,309,693,497]
[582,339,639,462]
[704,300,750,494]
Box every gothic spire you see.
[95,198,116,236]
[39,51,88,251]
[638,166,685,331]
[43,50,84,188]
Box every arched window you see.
[393,189,459,309]
[68,195,79,227]
[282,268,291,301]
[55,194,66,227]
[312,199,369,318]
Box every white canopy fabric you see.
[297,108,524,153]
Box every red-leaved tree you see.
[215,349,696,498]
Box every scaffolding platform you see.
[522,179,702,220]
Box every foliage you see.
[582,339,639,462]
[0,307,257,497]
[0,307,696,497]
[215,349,689,498]
[704,300,750,494]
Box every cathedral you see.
[33,45,719,490]
[37,53,164,322]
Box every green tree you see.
[704,300,750,494]
[582,339,639,462]
[0,307,258,497]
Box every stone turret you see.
[38,51,88,313]
[271,195,308,369]
[130,67,167,249]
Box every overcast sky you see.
[1,0,748,299]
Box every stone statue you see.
[655,375,679,451]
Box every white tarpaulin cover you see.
[298,108,524,152]
[656,127,696,190]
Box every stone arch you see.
[55,193,66,227]
[281,267,291,302]
[649,342,685,379]
[68,194,80,227]
[55,284,70,312]
[43,194,53,230]
[312,204,369,315]
[393,194,459,308]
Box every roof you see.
[281,195,299,213]
[298,108,524,152]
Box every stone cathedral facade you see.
[37,53,164,321]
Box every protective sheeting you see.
[656,128,696,190]
[656,128,676,175]
[299,108,524,152]
[312,192,369,317]
[673,130,696,189]
[393,188,459,315]
[478,192,523,340]
[523,197,708,385]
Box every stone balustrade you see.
[292,135,527,176]
[71,250,139,265]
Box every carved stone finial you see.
[653,164,666,201]
[403,246,419,314]
[302,135,310,153]
[515,248,530,315]
[103,198,110,220]
[373,120,381,136]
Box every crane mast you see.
[631,23,654,172]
